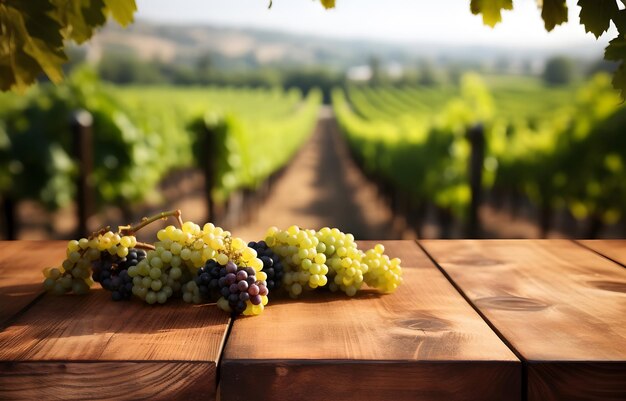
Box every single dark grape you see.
[228,293,239,304]
[250,295,262,305]
[248,284,259,296]
[260,256,273,267]
[235,300,247,313]
[236,270,247,281]
[226,261,237,274]
[237,280,248,292]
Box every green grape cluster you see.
[128,221,264,309]
[265,225,402,298]
[43,231,138,296]
[127,221,223,305]
[362,244,403,293]
[265,225,328,297]
[317,227,367,296]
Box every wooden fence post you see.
[410,197,427,239]
[71,110,94,238]
[203,124,217,223]
[539,202,552,238]
[1,196,16,240]
[437,207,453,239]
[467,123,485,238]
[585,214,603,239]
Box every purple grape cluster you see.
[196,259,269,314]
[92,249,146,301]
[248,240,283,291]
[194,259,223,302]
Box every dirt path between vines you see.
[230,106,412,241]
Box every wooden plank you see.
[421,239,626,401]
[0,241,66,328]
[0,362,213,401]
[0,241,231,401]
[579,239,626,268]
[221,240,520,401]
[0,292,229,400]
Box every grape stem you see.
[87,226,111,241]
[135,241,156,251]
[118,209,183,235]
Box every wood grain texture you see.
[0,362,214,401]
[0,241,232,401]
[421,239,626,401]
[221,240,520,401]
[0,290,230,362]
[528,362,626,401]
[579,240,626,268]
[0,241,67,328]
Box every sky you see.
[135,0,615,50]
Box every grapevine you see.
[43,210,403,317]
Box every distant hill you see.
[86,20,606,71]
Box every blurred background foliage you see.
[2,2,626,240]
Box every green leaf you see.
[104,0,136,26]
[605,36,626,61]
[611,9,626,32]
[604,37,626,97]
[51,0,107,44]
[611,62,626,99]
[470,0,513,27]
[578,0,618,38]
[0,1,67,91]
[11,0,64,48]
[1,0,137,92]
[320,0,335,9]
[541,0,568,31]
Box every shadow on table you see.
[0,287,230,339]
[245,287,383,307]
[2,284,384,338]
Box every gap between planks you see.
[573,239,626,269]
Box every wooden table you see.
[0,240,624,400]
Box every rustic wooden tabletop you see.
[0,240,624,401]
